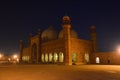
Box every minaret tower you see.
[28,33,32,63]
[62,15,72,65]
[28,33,32,46]
[20,40,24,62]
[37,29,42,63]
[90,25,97,53]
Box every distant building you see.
[0,54,19,64]
[20,16,120,65]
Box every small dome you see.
[62,15,70,21]
[41,26,58,41]
[58,29,78,38]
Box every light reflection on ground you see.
[0,64,120,80]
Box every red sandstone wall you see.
[71,38,92,64]
[91,51,120,65]
[41,39,65,53]
[23,48,30,56]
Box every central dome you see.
[58,29,78,38]
[41,26,58,41]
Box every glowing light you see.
[56,54,58,58]
[49,53,52,62]
[117,46,120,53]
[8,58,11,61]
[45,53,48,62]
[59,52,64,62]
[13,55,18,59]
[96,57,100,63]
[41,54,44,62]
[54,53,58,62]
[0,54,3,58]
[16,58,19,62]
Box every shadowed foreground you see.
[0,64,120,80]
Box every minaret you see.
[28,33,32,46]
[90,25,97,53]
[37,29,42,63]
[62,15,72,65]
[20,40,24,62]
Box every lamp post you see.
[0,54,3,61]
[0,54,2,58]
[117,46,120,54]
[13,55,17,59]
[13,54,19,63]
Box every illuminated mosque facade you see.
[20,16,120,65]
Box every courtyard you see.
[0,64,120,80]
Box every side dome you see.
[41,26,58,41]
[58,29,78,38]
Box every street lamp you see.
[13,55,17,59]
[0,54,3,59]
[117,46,120,54]
[13,54,19,63]
[0,54,2,58]
[0,54,3,63]
[16,58,19,62]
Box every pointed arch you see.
[45,53,48,62]
[54,52,58,63]
[72,53,77,63]
[49,53,53,62]
[84,52,89,63]
[41,53,44,62]
[96,57,100,64]
[59,52,64,62]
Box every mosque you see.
[20,16,120,65]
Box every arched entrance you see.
[72,53,77,64]
[31,43,37,63]
[54,53,58,63]
[45,53,48,62]
[49,53,53,63]
[96,57,100,64]
[59,52,64,62]
[84,53,89,64]
[41,53,44,62]
[107,57,110,64]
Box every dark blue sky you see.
[0,1,120,54]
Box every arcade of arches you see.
[20,15,98,65]
[22,50,90,64]
[20,15,120,65]
[41,52,64,63]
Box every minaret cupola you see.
[62,15,71,25]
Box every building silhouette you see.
[20,16,120,65]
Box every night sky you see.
[0,1,120,54]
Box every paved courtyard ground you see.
[0,64,120,80]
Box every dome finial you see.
[62,15,71,24]
[63,15,70,21]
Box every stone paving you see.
[0,64,120,80]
